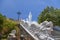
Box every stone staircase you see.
[52,30,60,40]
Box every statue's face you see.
[46,26,50,28]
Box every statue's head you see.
[46,21,53,28]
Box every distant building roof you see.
[53,26,60,31]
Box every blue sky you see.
[0,0,60,21]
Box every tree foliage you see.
[38,6,60,26]
[0,13,6,32]
[0,13,17,38]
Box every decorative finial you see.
[28,11,32,22]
